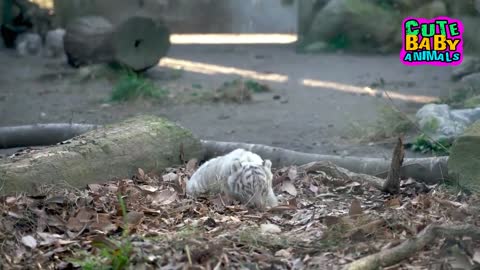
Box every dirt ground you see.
[0,42,456,158]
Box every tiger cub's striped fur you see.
[186,149,278,209]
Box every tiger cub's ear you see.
[263,159,272,170]
[231,159,243,173]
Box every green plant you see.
[71,195,133,270]
[111,70,169,102]
[421,117,440,134]
[244,80,271,93]
[410,134,451,156]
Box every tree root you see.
[344,223,480,270]
[201,140,448,184]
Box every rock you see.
[444,0,477,16]
[460,72,480,88]
[451,57,480,81]
[459,16,480,54]
[15,32,42,56]
[44,28,66,58]
[448,121,480,191]
[308,0,398,52]
[411,0,447,19]
[416,104,480,140]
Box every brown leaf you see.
[126,211,144,226]
[162,172,179,182]
[66,217,84,232]
[91,235,118,250]
[385,197,401,208]
[151,190,178,205]
[76,208,94,222]
[37,232,63,247]
[138,185,158,193]
[138,168,145,178]
[90,214,117,233]
[275,248,292,258]
[5,197,17,204]
[349,199,363,217]
[67,208,94,232]
[279,181,298,196]
[186,159,198,173]
[309,184,319,193]
[87,184,103,193]
[323,216,342,227]
[288,167,298,181]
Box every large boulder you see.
[416,104,480,140]
[307,0,399,51]
[448,121,480,191]
[451,57,480,81]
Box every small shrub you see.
[410,134,451,156]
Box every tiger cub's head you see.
[227,159,277,209]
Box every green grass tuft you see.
[111,70,169,102]
[70,195,133,270]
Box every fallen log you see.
[0,123,98,148]
[299,161,384,190]
[0,125,449,186]
[0,116,203,195]
[201,140,449,184]
[64,15,170,71]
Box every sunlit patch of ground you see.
[160,58,438,104]
[170,34,297,45]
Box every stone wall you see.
[52,0,297,33]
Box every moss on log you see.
[0,116,203,195]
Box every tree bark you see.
[382,137,405,194]
[0,116,203,195]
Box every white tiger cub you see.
[186,149,278,209]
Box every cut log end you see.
[64,15,170,71]
[113,16,171,71]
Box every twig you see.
[300,161,384,190]
[185,244,192,265]
[382,137,405,194]
[344,223,480,270]
[345,219,386,238]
